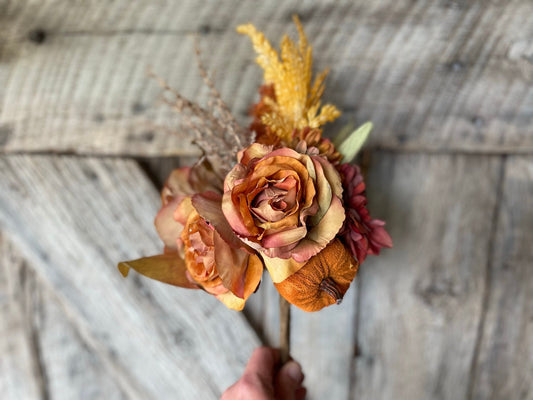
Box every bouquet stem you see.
[279,295,291,364]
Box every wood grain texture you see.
[1,1,533,398]
[0,235,44,400]
[0,155,260,399]
[0,234,128,400]
[1,0,532,156]
[243,271,281,348]
[470,156,533,400]
[351,153,503,400]
[291,284,358,400]
[35,280,129,400]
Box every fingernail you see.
[285,361,303,383]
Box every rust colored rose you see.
[222,143,345,282]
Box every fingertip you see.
[244,347,279,383]
[275,360,304,399]
[280,361,304,385]
[248,347,277,367]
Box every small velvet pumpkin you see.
[274,239,359,312]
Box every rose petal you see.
[309,157,332,224]
[292,195,345,263]
[257,212,300,232]
[193,192,248,250]
[238,143,272,165]
[213,231,250,298]
[315,153,344,197]
[252,202,286,223]
[261,226,307,249]
[243,254,264,298]
[262,254,306,283]
[162,167,192,204]
[215,291,246,311]
[224,164,248,192]
[174,196,195,226]
[154,197,183,250]
[213,233,264,299]
[118,254,198,289]
[203,285,227,297]
[222,191,253,237]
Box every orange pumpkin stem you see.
[319,277,343,304]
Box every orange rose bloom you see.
[222,143,345,282]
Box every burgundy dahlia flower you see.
[339,163,392,264]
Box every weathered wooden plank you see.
[0,235,44,400]
[470,156,533,400]
[0,234,128,400]
[1,0,532,156]
[36,281,130,400]
[351,153,503,400]
[291,283,358,400]
[0,155,260,399]
[243,271,281,348]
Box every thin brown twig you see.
[193,38,244,145]
[146,37,255,178]
[279,295,291,365]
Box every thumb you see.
[275,361,304,400]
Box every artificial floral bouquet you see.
[119,16,392,313]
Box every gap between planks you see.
[4,145,533,159]
[466,155,507,399]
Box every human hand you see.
[221,347,306,400]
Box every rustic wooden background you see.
[1,1,532,399]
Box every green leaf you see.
[337,122,373,163]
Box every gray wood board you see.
[351,152,504,400]
[0,234,128,400]
[470,156,533,400]
[1,235,46,400]
[0,155,260,399]
[1,0,532,156]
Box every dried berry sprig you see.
[193,41,255,148]
[148,59,249,179]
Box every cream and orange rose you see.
[120,165,262,311]
[178,197,263,310]
[222,143,345,282]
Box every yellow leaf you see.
[117,254,198,289]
